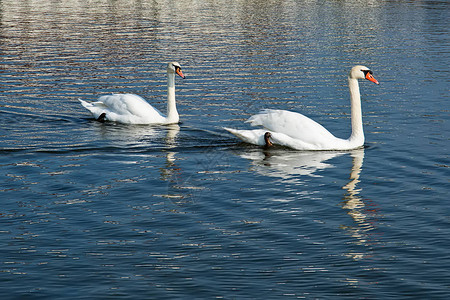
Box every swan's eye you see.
[362,70,373,76]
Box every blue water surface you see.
[0,0,449,299]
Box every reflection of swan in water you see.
[163,124,180,148]
[340,148,381,261]
[342,148,365,210]
[242,146,381,261]
[156,125,204,205]
[241,148,346,181]
[92,123,180,148]
[158,124,180,181]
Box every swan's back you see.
[82,94,166,124]
[99,94,163,118]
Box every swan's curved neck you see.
[348,77,364,145]
[166,72,179,123]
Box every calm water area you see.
[0,0,449,298]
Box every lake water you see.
[0,0,449,298]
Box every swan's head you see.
[350,65,379,84]
[168,62,185,79]
[264,132,273,147]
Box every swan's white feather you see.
[247,109,337,146]
[225,127,324,150]
[224,128,268,146]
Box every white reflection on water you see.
[340,149,381,262]
[240,148,345,181]
[153,125,206,205]
[90,123,180,147]
[241,146,382,263]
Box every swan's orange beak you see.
[366,72,379,85]
[176,68,185,79]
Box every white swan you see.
[225,65,379,150]
[79,62,185,124]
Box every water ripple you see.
[1,0,449,299]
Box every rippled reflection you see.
[240,148,345,182]
[241,146,382,262]
[86,122,180,148]
[154,125,204,206]
[340,148,381,261]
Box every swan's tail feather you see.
[224,127,266,146]
[78,98,106,119]
[224,127,245,140]
[224,127,238,135]
[78,98,92,109]
[79,98,107,108]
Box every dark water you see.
[1,0,449,298]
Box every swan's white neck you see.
[348,77,364,146]
[166,71,179,124]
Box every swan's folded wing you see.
[98,94,164,118]
[246,109,336,145]
[94,94,168,124]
